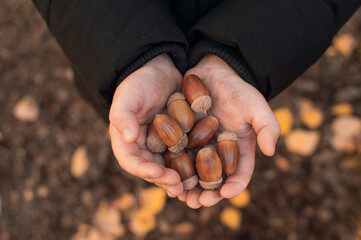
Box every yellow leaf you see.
[229,189,250,208]
[112,192,136,212]
[12,95,39,122]
[274,108,293,136]
[220,207,242,231]
[274,155,290,173]
[330,116,361,151]
[285,130,321,156]
[333,33,357,56]
[129,208,156,237]
[331,103,354,116]
[139,187,166,214]
[300,107,324,129]
[93,201,125,238]
[71,146,89,178]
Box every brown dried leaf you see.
[274,108,293,136]
[220,207,242,231]
[12,95,39,122]
[112,192,136,212]
[172,222,194,235]
[139,187,166,214]
[71,146,89,178]
[330,116,361,151]
[300,107,324,129]
[274,155,291,173]
[333,33,357,56]
[129,208,156,237]
[285,129,321,156]
[93,201,125,238]
[331,103,354,116]
[229,189,251,208]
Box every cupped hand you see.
[178,54,281,208]
[109,53,184,197]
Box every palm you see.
[177,55,280,208]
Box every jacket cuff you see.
[189,38,259,91]
[116,42,187,87]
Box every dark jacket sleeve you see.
[32,0,188,120]
[188,0,361,100]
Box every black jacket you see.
[32,0,361,121]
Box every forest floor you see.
[1,1,361,240]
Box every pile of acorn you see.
[146,74,240,190]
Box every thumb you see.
[251,105,281,156]
[109,90,140,143]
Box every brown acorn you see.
[196,145,223,189]
[153,114,188,154]
[167,92,194,133]
[183,74,212,113]
[146,123,167,153]
[170,152,198,190]
[188,116,219,149]
[217,131,240,175]
[164,149,186,168]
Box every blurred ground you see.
[1,1,361,240]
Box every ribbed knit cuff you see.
[189,38,258,90]
[116,42,187,87]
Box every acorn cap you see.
[146,133,167,153]
[182,175,199,190]
[191,95,212,113]
[217,131,238,142]
[168,133,188,154]
[167,92,186,107]
[199,177,223,190]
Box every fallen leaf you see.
[93,201,125,238]
[330,116,361,151]
[229,189,251,208]
[300,107,324,129]
[112,192,136,212]
[274,108,293,136]
[331,103,354,116]
[129,208,156,237]
[12,95,39,122]
[325,46,337,57]
[23,188,34,203]
[139,187,166,214]
[274,155,290,173]
[220,207,242,231]
[0,131,3,141]
[333,33,357,56]
[71,146,89,178]
[285,129,321,156]
[71,224,108,240]
[36,186,48,198]
[172,222,194,235]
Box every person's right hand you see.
[108,53,184,197]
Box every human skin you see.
[109,53,280,208]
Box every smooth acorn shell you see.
[183,74,212,113]
[196,146,222,182]
[167,93,194,133]
[170,152,197,181]
[164,149,186,168]
[217,131,239,175]
[146,123,167,153]
[153,114,184,147]
[217,141,240,175]
[188,116,219,149]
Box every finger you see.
[154,182,183,196]
[220,136,256,199]
[250,104,281,156]
[186,189,202,209]
[199,190,223,207]
[178,191,189,202]
[167,191,176,198]
[152,168,181,186]
[109,125,164,179]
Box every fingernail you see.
[121,128,132,141]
